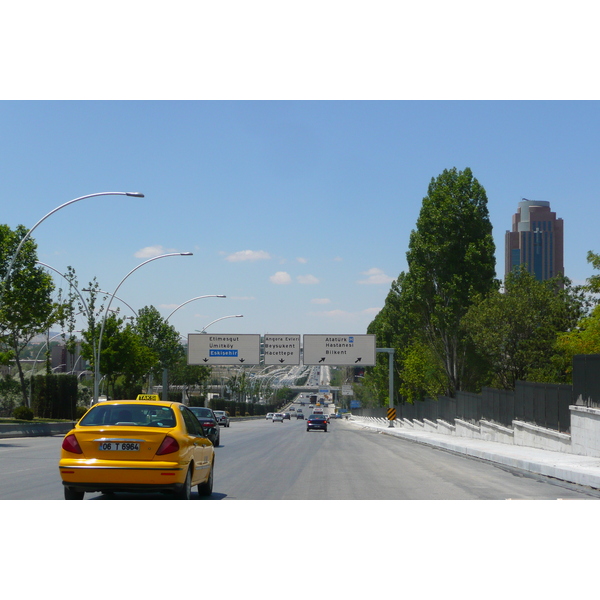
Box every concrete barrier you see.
[0,422,75,439]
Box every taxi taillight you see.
[156,436,180,455]
[62,434,83,454]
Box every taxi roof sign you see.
[136,394,161,401]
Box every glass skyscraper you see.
[505,199,564,281]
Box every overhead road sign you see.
[263,334,301,365]
[302,334,376,366]
[188,333,261,365]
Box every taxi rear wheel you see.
[198,460,214,497]
[64,487,84,500]
[175,466,192,500]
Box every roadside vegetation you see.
[361,167,600,407]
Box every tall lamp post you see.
[93,251,193,403]
[1,192,144,309]
[195,314,243,334]
[161,294,226,401]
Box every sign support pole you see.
[377,348,395,427]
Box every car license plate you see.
[99,442,140,451]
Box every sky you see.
[2,100,600,340]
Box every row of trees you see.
[1,224,214,407]
[363,167,600,407]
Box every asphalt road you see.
[2,413,600,500]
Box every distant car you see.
[296,408,303,414]
[188,407,220,446]
[59,400,215,500]
[313,407,324,414]
[296,412,305,419]
[308,404,314,409]
[266,413,274,420]
[289,407,296,412]
[213,410,230,427]
[273,413,284,422]
[282,412,291,420]
[306,414,328,432]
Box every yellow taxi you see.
[59,395,214,500]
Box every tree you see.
[133,306,182,379]
[0,225,59,404]
[464,268,588,388]
[553,251,600,376]
[403,167,498,396]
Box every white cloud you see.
[135,245,169,258]
[357,267,394,285]
[225,250,271,262]
[311,298,331,305]
[297,257,308,264]
[297,274,319,284]
[270,271,292,284]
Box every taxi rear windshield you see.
[80,404,176,428]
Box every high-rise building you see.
[505,199,564,281]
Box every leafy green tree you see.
[81,313,157,399]
[402,167,498,396]
[134,306,182,379]
[0,225,59,404]
[555,304,600,377]
[464,268,587,388]
[399,339,446,403]
[585,250,600,296]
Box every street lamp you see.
[195,314,243,333]
[1,192,144,308]
[161,294,226,401]
[93,251,193,402]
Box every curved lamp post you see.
[195,314,243,334]
[161,294,226,401]
[94,251,193,402]
[1,192,144,308]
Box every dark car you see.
[189,406,220,447]
[306,414,328,432]
[296,412,305,419]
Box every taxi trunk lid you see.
[73,427,173,461]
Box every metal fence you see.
[354,381,574,433]
[353,354,600,434]
[572,354,600,408]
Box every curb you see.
[350,418,600,492]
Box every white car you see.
[213,410,230,427]
[266,413,274,420]
[272,413,284,422]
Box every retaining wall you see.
[353,405,600,458]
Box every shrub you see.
[75,405,89,420]
[13,405,34,420]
